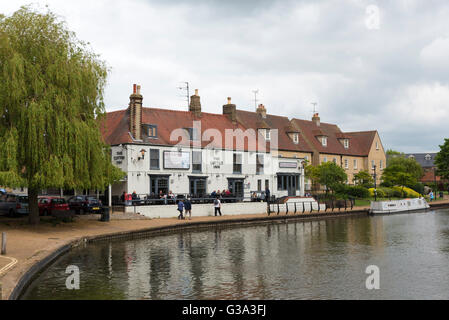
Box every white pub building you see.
[102,85,306,203]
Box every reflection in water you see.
[22,209,449,300]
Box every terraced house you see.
[100,84,386,201]
[291,113,386,186]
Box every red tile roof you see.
[235,110,314,153]
[292,119,377,156]
[101,107,267,152]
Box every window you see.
[322,137,327,146]
[323,157,327,163]
[258,180,262,191]
[233,153,242,174]
[425,154,432,161]
[256,154,264,174]
[148,125,157,138]
[150,149,160,170]
[192,151,202,173]
[380,160,383,169]
[293,133,299,144]
[344,139,349,149]
[371,160,375,169]
[344,159,348,169]
[354,159,357,169]
[189,177,207,197]
[333,158,337,163]
[304,156,309,162]
[376,141,379,150]
[265,179,269,190]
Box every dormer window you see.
[344,139,349,149]
[322,136,327,147]
[148,125,157,139]
[293,133,299,144]
[408,155,415,160]
[425,154,431,161]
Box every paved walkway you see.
[0,199,448,300]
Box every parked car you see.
[0,193,29,217]
[67,195,103,214]
[38,196,70,216]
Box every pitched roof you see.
[100,107,267,152]
[292,118,377,156]
[235,110,313,153]
[404,153,437,168]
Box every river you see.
[21,208,449,299]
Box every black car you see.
[67,195,103,214]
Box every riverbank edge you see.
[7,201,449,300]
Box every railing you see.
[267,196,355,216]
[113,193,264,206]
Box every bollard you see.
[1,232,6,255]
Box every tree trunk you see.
[28,187,40,225]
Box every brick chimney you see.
[223,97,237,124]
[189,89,201,117]
[312,113,320,126]
[256,104,267,119]
[129,84,143,140]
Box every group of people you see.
[176,196,223,219]
[210,190,231,198]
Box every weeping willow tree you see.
[0,6,124,224]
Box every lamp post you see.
[373,164,377,201]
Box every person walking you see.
[429,190,434,201]
[214,196,222,216]
[184,198,192,219]
[265,187,271,203]
[177,200,185,220]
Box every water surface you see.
[22,209,449,299]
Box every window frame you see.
[149,149,160,170]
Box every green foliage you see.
[0,7,124,223]
[381,156,423,189]
[353,170,374,188]
[435,138,449,181]
[386,149,404,165]
[392,186,421,198]
[336,184,370,198]
[308,162,347,193]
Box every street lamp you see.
[373,164,377,201]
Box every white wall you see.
[125,201,268,219]
[111,144,305,198]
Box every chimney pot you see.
[195,89,199,96]
[137,85,141,95]
[227,97,232,104]
[133,84,137,94]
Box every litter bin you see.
[439,192,444,199]
[100,206,110,222]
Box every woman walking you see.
[184,198,192,219]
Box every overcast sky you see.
[2,0,448,153]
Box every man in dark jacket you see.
[184,198,192,219]
[265,187,271,203]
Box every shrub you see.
[411,182,425,195]
[392,186,421,198]
[345,186,370,198]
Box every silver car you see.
[0,193,29,216]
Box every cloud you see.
[1,0,449,153]
[420,37,449,69]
